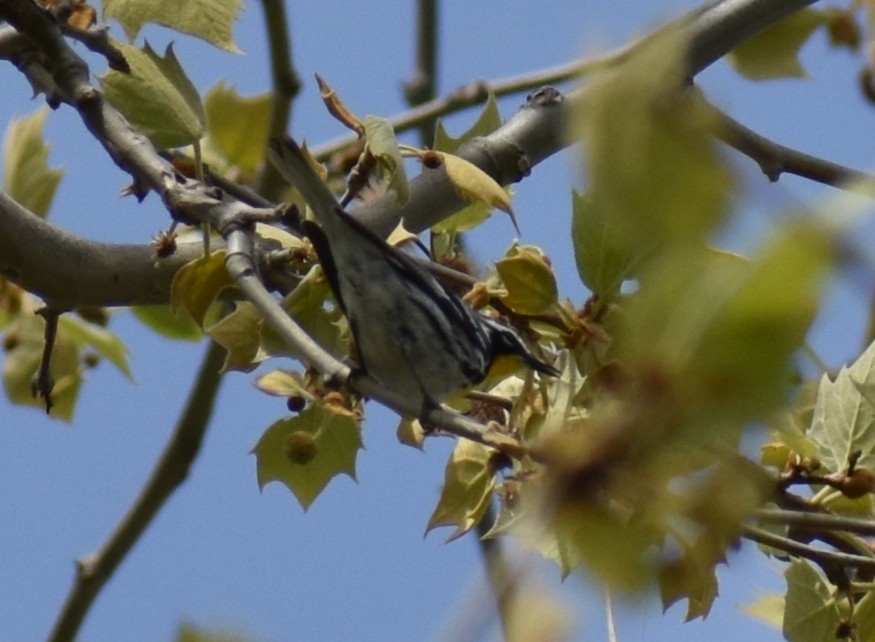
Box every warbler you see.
[268,136,558,410]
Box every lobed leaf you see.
[101,43,206,150]
[103,0,241,52]
[170,250,233,328]
[3,107,63,218]
[203,82,272,174]
[809,337,875,473]
[727,9,825,80]
[253,404,362,510]
[495,243,558,316]
[426,439,496,541]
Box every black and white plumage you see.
[269,136,557,410]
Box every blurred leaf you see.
[571,190,636,298]
[3,107,63,218]
[433,93,501,152]
[742,593,785,629]
[620,223,832,434]
[207,301,266,372]
[204,82,271,174]
[132,304,203,341]
[571,29,732,261]
[809,337,875,473]
[256,370,313,399]
[103,0,241,52]
[101,42,206,149]
[175,620,253,642]
[363,116,409,204]
[495,243,558,315]
[253,403,362,510]
[59,315,132,379]
[426,439,496,541]
[171,251,233,328]
[783,560,841,642]
[2,312,81,421]
[396,417,426,450]
[727,9,825,80]
[659,535,722,621]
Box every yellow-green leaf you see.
[727,9,825,80]
[101,42,206,150]
[2,313,81,421]
[207,301,265,372]
[438,151,514,224]
[256,369,313,400]
[809,337,875,474]
[132,304,203,341]
[363,115,409,204]
[266,267,346,359]
[742,594,785,630]
[571,190,637,298]
[103,0,241,52]
[783,560,841,642]
[253,404,362,510]
[203,82,271,174]
[3,107,63,218]
[571,28,732,260]
[170,250,232,328]
[426,439,496,541]
[495,243,558,315]
[59,314,132,380]
[433,93,502,153]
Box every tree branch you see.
[47,340,226,642]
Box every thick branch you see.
[47,340,226,642]
[0,192,198,309]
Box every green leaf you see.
[433,93,502,153]
[170,250,232,328]
[742,593,785,630]
[59,315,132,380]
[267,267,346,359]
[620,223,831,434]
[363,116,409,204]
[571,28,732,261]
[783,560,842,642]
[101,42,206,150]
[495,243,558,316]
[207,301,265,372]
[439,151,514,221]
[2,107,63,218]
[809,337,875,473]
[2,313,82,421]
[253,404,362,510]
[571,190,637,298]
[727,9,825,80]
[131,304,203,341]
[659,535,722,621]
[426,439,496,541]
[203,82,272,174]
[103,0,242,52]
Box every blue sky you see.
[2,1,874,641]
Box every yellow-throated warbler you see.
[269,136,558,410]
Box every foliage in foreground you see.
[4,1,875,640]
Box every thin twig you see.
[47,340,227,642]
[33,306,60,412]
[755,508,875,537]
[404,0,440,145]
[257,0,301,201]
[712,100,875,188]
[742,525,875,571]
